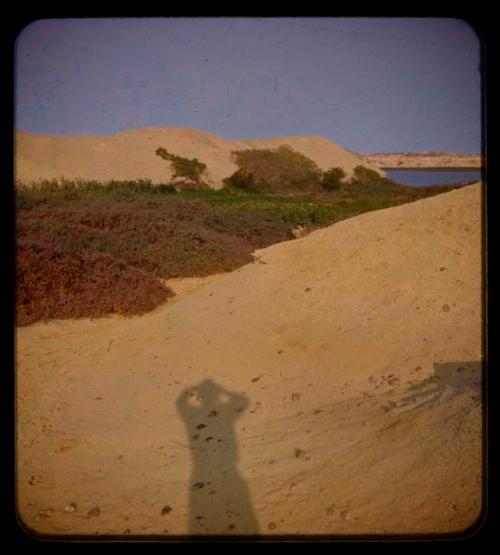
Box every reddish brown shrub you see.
[16,243,173,326]
[16,200,288,279]
[15,190,294,325]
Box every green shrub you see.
[321,167,346,191]
[352,165,382,184]
[222,169,268,193]
[155,147,207,185]
[156,184,177,193]
[231,145,322,192]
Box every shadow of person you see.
[176,379,260,535]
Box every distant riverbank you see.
[362,152,481,171]
[382,167,481,172]
[387,169,481,187]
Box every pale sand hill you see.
[236,136,379,178]
[15,127,384,187]
[16,184,483,537]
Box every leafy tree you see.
[155,147,207,185]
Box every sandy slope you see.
[16,183,483,537]
[15,127,383,187]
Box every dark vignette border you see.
[2,11,494,546]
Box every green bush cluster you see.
[352,165,383,184]
[222,168,269,193]
[155,147,207,186]
[321,167,346,191]
[231,145,322,192]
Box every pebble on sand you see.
[87,506,101,518]
[326,504,336,515]
[36,508,54,519]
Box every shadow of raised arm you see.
[176,386,199,418]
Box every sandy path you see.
[16,183,483,537]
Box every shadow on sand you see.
[176,379,260,535]
[398,360,482,413]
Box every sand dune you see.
[15,127,384,187]
[16,183,483,537]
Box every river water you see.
[386,169,481,187]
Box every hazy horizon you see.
[15,17,482,154]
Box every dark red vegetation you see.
[16,195,293,325]
[16,242,174,326]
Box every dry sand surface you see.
[15,127,384,187]
[16,183,483,537]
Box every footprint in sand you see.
[28,471,47,486]
[55,440,73,453]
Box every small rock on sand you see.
[326,504,336,515]
[36,508,54,519]
[87,506,101,518]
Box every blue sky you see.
[15,17,482,153]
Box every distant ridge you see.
[15,127,384,187]
[361,151,481,169]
